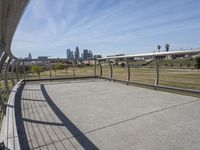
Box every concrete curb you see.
[0,80,24,150]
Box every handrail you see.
[96,50,200,93]
[97,50,200,60]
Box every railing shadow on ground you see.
[40,84,99,150]
[15,84,30,150]
[15,82,98,150]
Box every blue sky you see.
[11,0,200,58]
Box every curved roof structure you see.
[0,0,29,59]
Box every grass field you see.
[23,65,200,90]
[99,65,200,90]
[26,66,95,79]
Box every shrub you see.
[31,65,42,78]
[195,57,200,70]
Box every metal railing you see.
[14,49,200,92]
[20,59,97,81]
[97,50,200,93]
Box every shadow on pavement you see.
[41,84,99,150]
[15,84,30,150]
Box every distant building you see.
[66,49,74,60]
[75,46,80,60]
[66,49,71,59]
[83,60,96,65]
[24,53,32,65]
[83,49,89,60]
[37,56,48,64]
[93,55,102,59]
[24,52,32,60]
[69,51,74,60]
[38,56,48,60]
[28,53,32,59]
[88,50,93,59]
[81,53,84,59]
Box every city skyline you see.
[66,46,98,60]
[11,0,200,58]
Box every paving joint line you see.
[67,98,200,139]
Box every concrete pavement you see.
[15,79,200,150]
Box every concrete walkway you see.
[15,79,200,150]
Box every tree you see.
[157,45,161,52]
[52,64,58,75]
[195,57,200,71]
[31,65,42,79]
[57,63,65,71]
[120,63,125,68]
[165,44,170,52]
[170,63,173,68]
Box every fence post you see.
[153,56,159,87]
[108,59,113,81]
[98,60,102,78]
[16,60,20,81]
[126,58,130,82]
[11,60,15,86]
[94,59,97,78]
[72,60,75,79]
[22,60,25,80]
[4,58,12,91]
[49,61,52,80]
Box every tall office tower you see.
[66,49,71,59]
[83,49,88,60]
[81,53,83,59]
[69,51,74,60]
[88,50,93,58]
[28,53,32,59]
[75,46,80,60]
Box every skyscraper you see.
[66,49,71,59]
[88,50,93,58]
[28,53,32,59]
[83,49,88,60]
[75,46,80,60]
[69,51,74,60]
